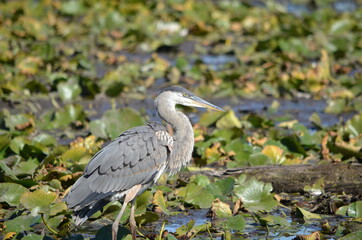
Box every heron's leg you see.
[112,184,142,240]
[112,199,129,240]
[130,202,137,240]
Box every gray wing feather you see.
[65,122,171,210]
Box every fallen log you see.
[183,163,362,194]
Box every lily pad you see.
[20,189,58,216]
[90,108,145,139]
[336,201,362,218]
[0,183,28,206]
[153,190,171,215]
[261,145,285,164]
[57,80,82,103]
[95,225,130,240]
[210,198,232,218]
[339,230,362,240]
[345,113,362,137]
[223,215,246,231]
[3,215,40,234]
[234,175,277,212]
[295,207,321,221]
[216,110,241,129]
[176,183,214,208]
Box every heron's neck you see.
[156,98,194,174]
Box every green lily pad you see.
[234,175,277,212]
[153,190,171,215]
[177,183,214,208]
[199,111,224,127]
[52,104,86,129]
[176,219,196,236]
[249,152,271,166]
[325,99,347,114]
[0,183,28,206]
[20,189,58,216]
[190,175,211,187]
[136,191,153,214]
[216,110,241,129]
[135,211,159,226]
[223,215,246,231]
[49,202,67,216]
[95,225,130,240]
[295,207,321,221]
[0,133,11,153]
[336,201,362,218]
[21,233,44,240]
[258,215,290,227]
[57,80,81,103]
[339,230,362,240]
[60,0,86,16]
[3,215,40,234]
[90,108,145,139]
[345,113,362,137]
[206,177,235,201]
[4,113,34,132]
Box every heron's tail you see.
[73,199,110,226]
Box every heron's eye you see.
[182,92,188,97]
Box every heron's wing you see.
[65,122,173,210]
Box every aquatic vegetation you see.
[0,0,362,239]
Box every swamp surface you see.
[1,0,362,240]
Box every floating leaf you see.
[153,190,171,215]
[325,99,347,114]
[210,199,232,218]
[199,111,224,127]
[176,183,214,208]
[20,189,58,216]
[336,201,362,218]
[249,153,271,166]
[303,178,325,196]
[135,211,159,226]
[90,108,145,139]
[0,183,28,206]
[3,215,40,234]
[58,80,81,103]
[136,191,153,214]
[262,145,285,164]
[345,113,362,137]
[49,202,67,216]
[4,113,34,132]
[339,230,362,240]
[60,0,86,15]
[258,215,290,227]
[95,225,130,240]
[176,219,195,236]
[223,215,245,231]
[21,233,44,240]
[295,207,321,221]
[216,110,241,129]
[281,135,307,155]
[234,176,277,212]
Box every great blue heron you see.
[64,86,224,240]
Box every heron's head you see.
[158,86,224,111]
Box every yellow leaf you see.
[216,110,241,129]
[211,198,232,218]
[262,145,285,164]
[278,120,298,129]
[4,232,16,240]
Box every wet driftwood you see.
[184,163,362,194]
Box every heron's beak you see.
[192,97,224,111]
